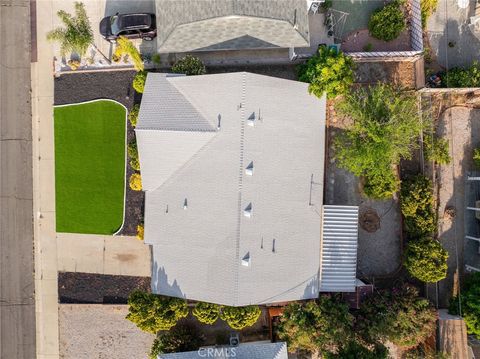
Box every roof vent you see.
[245,162,254,176]
[247,112,256,127]
[183,198,188,210]
[217,114,221,130]
[241,252,250,267]
[243,203,252,218]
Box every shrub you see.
[357,284,437,348]
[130,157,140,171]
[421,0,439,28]
[171,55,206,76]
[47,2,93,56]
[449,272,480,338]
[298,46,355,99]
[149,323,204,359]
[128,104,140,127]
[136,224,144,241]
[192,302,221,325]
[363,169,400,200]
[220,305,261,330]
[404,238,448,283]
[126,291,188,333]
[128,140,138,161]
[445,62,480,87]
[129,173,142,191]
[400,175,437,237]
[474,148,480,167]
[324,341,388,359]
[423,134,451,165]
[114,36,144,71]
[335,84,422,199]
[152,53,161,65]
[133,71,147,93]
[277,296,353,354]
[368,1,406,41]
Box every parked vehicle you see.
[100,13,156,42]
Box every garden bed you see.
[55,71,144,236]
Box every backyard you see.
[54,99,126,234]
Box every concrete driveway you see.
[427,0,480,68]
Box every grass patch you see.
[54,100,126,234]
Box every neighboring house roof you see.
[158,342,288,359]
[155,0,310,52]
[320,205,358,293]
[137,72,326,306]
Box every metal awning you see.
[320,205,358,293]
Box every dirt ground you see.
[342,29,411,52]
[59,304,155,359]
[429,96,480,307]
[326,104,402,278]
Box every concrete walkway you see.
[57,234,151,277]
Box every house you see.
[154,0,310,53]
[157,341,288,359]
[136,72,358,307]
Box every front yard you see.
[54,100,126,234]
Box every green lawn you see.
[54,100,126,234]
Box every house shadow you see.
[151,260,186,299]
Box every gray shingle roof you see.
[155,0,309,52]
[138,72,326,306]
[158,342,288,359]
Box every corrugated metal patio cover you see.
[320,205,358,293]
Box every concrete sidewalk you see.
[57,234,151,277]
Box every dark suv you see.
[100,13,156,42]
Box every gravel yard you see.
[59,304,154,359]
[55,70,144,236]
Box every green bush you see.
[449,272,480,338]
[445,62,480,87]
[129,173,142,191]
[357,284,437,348]
[152,53,161,65]
[363,169,400,200]
[149,324,204,359]
[171,55,206,76]
[400,175,437,237]
[421,0,439,28]
[130,157,140,171]
[368,1,406,41]
[128,139,138,158]
[324,341,388,359]
[474,148,480,167]
[277,296,353,354]
[133,71,147,93]
[335,84,422,199]
[126,291,188,333]
[220,305,261,330]
[298,45,355,99]
[424,135,451,165]
[128,104,140,128]
[192,302,221,325]
[404,237,448,283]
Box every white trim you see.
[53,99,128,236]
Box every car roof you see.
[118,13,153,30]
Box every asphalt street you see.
[0,0,36,358]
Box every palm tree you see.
[47,2,93,57]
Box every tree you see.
[47,2,93,56]
[449,272,480,338]
[114,36,144,71]
[357,284,437,348]
[298,46,355,99]
[192,302,221,325]
[335,84,422,199]
[126,291,188,333]
[277,296,353,354]
[149,323,204,359]
[133,71,147,93]
[171,55,206,76]
[400,175,437,237]
[404,238,448,283]
[219,305,261,330]
[368,1,406,41]
[324,341,388,359]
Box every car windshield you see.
[110,16,120,35]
